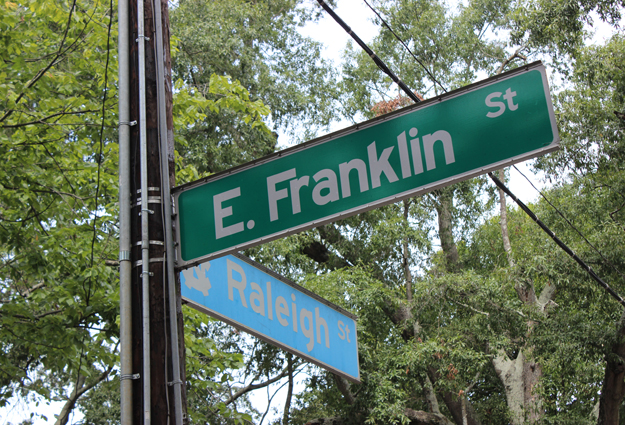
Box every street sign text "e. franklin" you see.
[174,62,559,268]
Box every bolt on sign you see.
[181,253,360,382]
[173,61,559,268]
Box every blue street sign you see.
[180,253,360,382]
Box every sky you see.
[297,0,622,204]
[1,0,622,424]
[299,0,554,201]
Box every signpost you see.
[174,61,559,268]
[181,253,360,382]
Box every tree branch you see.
[224,361,299,406]
[54,363,115,425]
[496,47,527,75]
[334,374,355,405]
[0,109,100,129]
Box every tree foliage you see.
[0,0,120,419]
[2,0,625,423]
[0,0,274,422]
[170,0,340,175]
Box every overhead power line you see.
[315,0,422,103]
[317,0,623,309]
[489,172,625,309]
[512,164,625,283]
[361,0,448,94]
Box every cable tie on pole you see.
[135,240,165,246]
[136,187,161,193]
[134,258,165,267]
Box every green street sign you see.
[174,61,559,269]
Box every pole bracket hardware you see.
[136,187,160,193]
[168,379,183,387]
[135,197,162,207]
[120,373,141,381]
[119,250,131,261]
[139,208,154,216]
[119,120,137,127]
[135,240,165,246]
[134,258,165,268]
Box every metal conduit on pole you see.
[117,0,133,418]
[137,0,152,421]
[152,0,184,421]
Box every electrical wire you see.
[489,172,625,308]
[351,0,625,297]
[361,0,448,94]
[513,164,625,282]
[316,0,421,103]
[322,0,624,314]
[88,0,114,303]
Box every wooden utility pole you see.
[126,0,187,420]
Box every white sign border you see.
[182,252,361,383]
[174,61,559,269]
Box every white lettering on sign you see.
[276,296,289,326]
[486,88,518,118]
[312,169,340,206]
[290,176,310,214]
[409,127,424,175]
[423,130,455,171]
[315,307,330,347]
[267,169,296,221]
[339,159,369,198]
[397,131,412,179]
[224,259,343,353]
[337,320,351,343]
[211,127,459,236]
[260,128,456,226]
[214,188,244,239]
[227,259,248,307]
[181,263,212,296]
[368,141,399,188]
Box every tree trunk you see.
[427,367,481,425]
[497,169,514,268]
[598,309,625,425]
[432,189,481,425]
[423,374,442,415]
[283,354,294,425]
[492,349,542,425]
[494,170,548,423]
[435,190,459,271]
